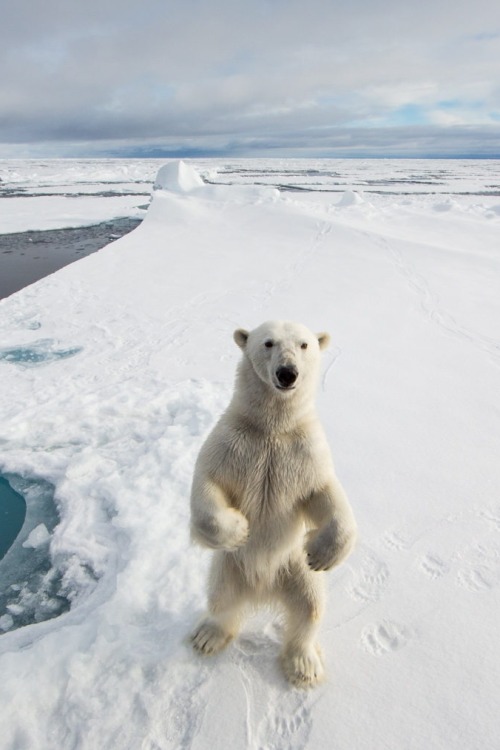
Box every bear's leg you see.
[190,552,248,656]
[276,558,326,688]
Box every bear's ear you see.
[233,328,249,349]
[317,332,331,350]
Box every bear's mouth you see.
[275,384,296,392]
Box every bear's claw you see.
[190,620,233,656]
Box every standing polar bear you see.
[190,320,357,687]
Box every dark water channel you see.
[0,476,26,560]
[0,216,142,299]
[0,475,69,633]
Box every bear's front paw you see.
[192,508,249,550]
[306,522,356,571]
[306,531,335,571]
[305,525,339,571]
[220,508,249,550]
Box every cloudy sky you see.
[1,0,499,158]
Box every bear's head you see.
[233,320,330,396]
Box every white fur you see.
[190,320,357,687]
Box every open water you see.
[0,217,142,299]
[0,477,26,560]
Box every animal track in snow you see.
[455,543,500,593]
[271,706,311,750]
[347,553,390,602]
[380,236,500,366]
[361,621,409,657]
[420,553,449,580]
[480,507,500,531]
[383,527,412,552]
[232,629,313,750]
[457,567,495,592]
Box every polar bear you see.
[189,320,357,687]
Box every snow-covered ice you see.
[0,158,156,233]
[22,523,50,549]
[0,159,499,749]
[2,156,500,233]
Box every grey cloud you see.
[1,0,499,156]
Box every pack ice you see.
[0,160,499,750]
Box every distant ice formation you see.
[336,189,365,206]
[153,160,205,193]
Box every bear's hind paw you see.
[190,619,233,656]
[281,644,325,688]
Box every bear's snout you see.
[276,365,298,389]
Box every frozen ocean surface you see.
[0,158,499,749]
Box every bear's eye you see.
[264,340,274,348]
[301,342,308,350]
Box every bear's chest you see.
[221,429,318,512]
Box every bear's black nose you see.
[276,365,298,388]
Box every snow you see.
[0,159,499,749]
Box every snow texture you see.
[0,159,499,749]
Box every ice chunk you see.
[153,160,204,193]
[22,524,50,549]
[433,198,458,212]
[336,190,364,207]
[0,614,14,631]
